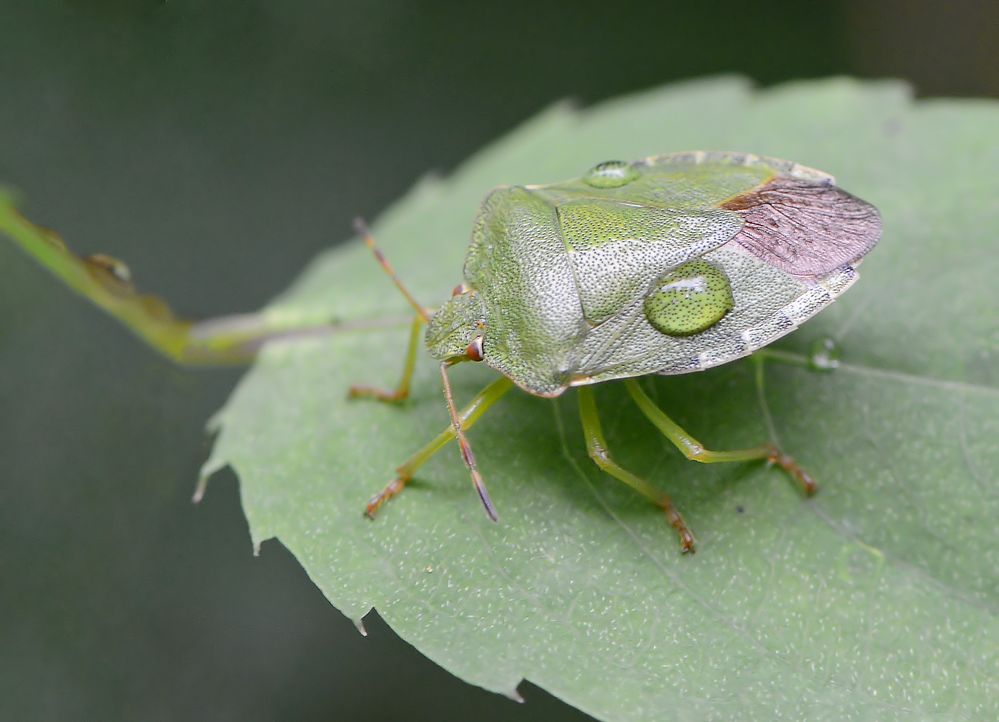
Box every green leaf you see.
[181,79,999,719]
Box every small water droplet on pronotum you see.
[583,160,639,188]
[809,337,840,371]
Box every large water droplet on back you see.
[643,260,734,336]
[583,160,639,188]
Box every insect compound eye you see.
[583,160,639,189]
[643,260,734,336]
[465,335,485,362]
[451,283,468,297]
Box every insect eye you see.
[465,335,484,362]
[452,283,468,297]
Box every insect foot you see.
[765,444,818,496]
[668,513,697,554]
[364,473,411,518]
[348,384,407,403]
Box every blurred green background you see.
[0,2,995,720]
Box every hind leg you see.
[624,379,816,495]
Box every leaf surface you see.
[202,78,999,721]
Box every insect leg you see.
[354,217,432,321]
[624,379,816,495]
[365,376,513,517]
[577,386,696,553]
[348,314,425,402]
[439,361,499,520]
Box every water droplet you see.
[809,337,840,371]
[643,260,734,336]
[583,160,639,188]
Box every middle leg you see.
[577,386,696,552]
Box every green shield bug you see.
[350,151,881,553]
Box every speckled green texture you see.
[643,260,734,336]
[200,79,999,722]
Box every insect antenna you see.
[439,360,498,521]
[354,217,431,321]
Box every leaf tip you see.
[352,617,368,637]
[191,475,209,504]
[503,685,525,704]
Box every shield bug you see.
[350,151,881,552]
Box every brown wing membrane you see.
[721,177,880,277]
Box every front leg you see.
[348,315,425,403]
[364,376,513,517]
